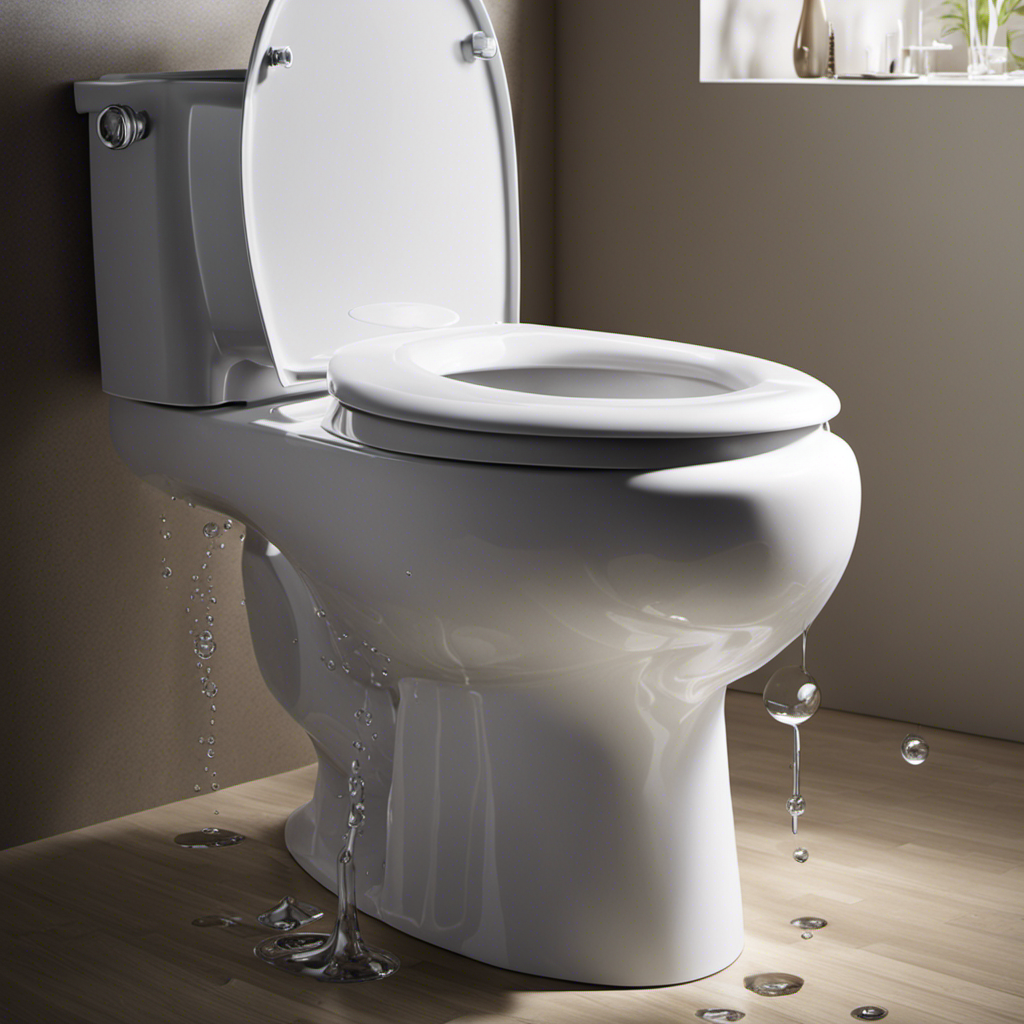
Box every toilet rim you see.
[327,323,839,439]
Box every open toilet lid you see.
[327,324,841,440]
[240,0,518,386]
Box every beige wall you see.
[555,1,1023,741]
[0,0,553,849]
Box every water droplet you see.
[364,713,372,725]
[763,666,821,725]
[218,543,224,549]
[801,931,813,940]
[210,705,216,712]
[192,915,240,928]
[851,1009,888,1021]
[207,736,215,744]
[174,829,245,848]
[744,973,804,997]
[696,1011,745,1022]
[901,734,929,765]
[162,531,172,540]
[162,567,173,578]
[211,782,219,791]
[786,794,806,817]
[187,501,194,508]
[240,600,245,606]
[316,608,326,618]
[326,660,335,670]
[191,574,199,582]
[793,846,809,863]
[203,522,220,537]
[160,515,166,523]
[353,741,365,751]
[354,710,364,720]
[213,809,219,815]
[207,748,215,758]
[405,570,412,576]
[791,916,827,930]
[371,733,378,740]
[193,784,201,792]
[206,614,214,624]
[239,534,245,541]
[210,597,216,604]
[223,519,233,530]
[194,635,217,659]
[198,737,205,744]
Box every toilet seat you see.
[324,323,839,468]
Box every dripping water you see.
[763,629,820,836]
[253,763,400,981]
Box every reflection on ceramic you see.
[110,395,859,985]
[76,0,860,988]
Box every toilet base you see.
[282,683,745,988]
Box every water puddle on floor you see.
[743,973,804,997]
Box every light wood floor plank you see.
[1,690,1020,1023]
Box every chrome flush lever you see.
[462,31,497,61]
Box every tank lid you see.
[241,0,519,386]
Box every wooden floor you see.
[2,691,1022,1024]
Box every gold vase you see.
[794,0,829,78]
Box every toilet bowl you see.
[77,0,860,987]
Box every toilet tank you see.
[75,73,304,407]
[75,0,521,408]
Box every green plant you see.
[940,0,1024,65]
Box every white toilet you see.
[76,0,860,987]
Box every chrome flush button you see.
[96,105,149,150]
[267,46,293,67]
[462,31,497,61]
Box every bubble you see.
[209,597,216,604]
[206,615,214,624]
[162,531,172,540]
[786,794,806,817]
[211,782,219,791]
[193,784,201,792]
[801,931,814,940]
[744,973,804,997]
[326,660,336,670]
[901,734,929,765]
[851,1009,888,1021]
[793,847,809,863]
[207,736,215,744]
[207,748,215,758]
[162,567,173,578]
[203,522,220,538]
[223,519,233,530]
[763,666,821,725]
[191,575,199,582]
